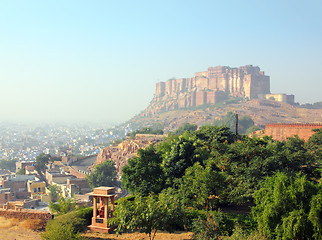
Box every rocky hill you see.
[128,98,322,133]
[96,134,165,176]
[126,65,320,132]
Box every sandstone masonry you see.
[265,123,322,141]
[145,65,294,116]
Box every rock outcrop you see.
[96,134,165,176]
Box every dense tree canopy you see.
[252,172,322,240]
[122,145,165,195]
[122,126,321,207]
[119,125,322,239]
[87,160,116,189]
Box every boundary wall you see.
[0,209,53,222]
[265,123,322,141]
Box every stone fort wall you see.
[150,65,271,114]
[265,123,322,141]
[0,209,53,226]
[155,65,270,100]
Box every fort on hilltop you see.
[145,65,294,115]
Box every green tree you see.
[16,167,25,175]
[213,112,256,134]
[36,153,52,171]
[48,184,61,202]
[122,145,165,195]
[238,115,255,134]
[49,196,77,215]
[306,129,322,164]
[112,193,184,240]
[252,172,322,240]
[175,162,225,210]
[0,159,16,171]
[246,125,261,134]
[174,122,198,135]
[191,211,232,240]
[195,125,236,146]
[86,160,116,189]
[162,135,205,186]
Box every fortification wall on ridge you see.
[265,123,322,141]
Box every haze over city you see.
[1,0,321,124]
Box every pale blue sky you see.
[1,0,321,123]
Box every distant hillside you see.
[127,99,322,133]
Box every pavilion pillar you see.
[104,197,108,219]
[110,196,115,217]
[93,196,97,218]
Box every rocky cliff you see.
[96,134,165,176]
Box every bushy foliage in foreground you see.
[119,126,322,239]
[122,126,321,207]
[252,172,322,240]
[42,207,92,240]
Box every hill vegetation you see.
[126,99,322,133]
[117,126,322,239]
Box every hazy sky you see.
[1,0,321,124]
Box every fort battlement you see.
[265,123,322,141]
[266,123,322,128]
[147,65,294,116]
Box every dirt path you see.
[83,231,193,240]
[0,217,42,240]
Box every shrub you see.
[183,208,207,231]
[229,227,267,240]
[20,218,46,231]
[42,207,92,240]
[191,211,234,240]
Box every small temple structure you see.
[88,186,116,232]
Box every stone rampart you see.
[265,123,322,141]
[0,209,53,222]
[148,65,274,116]
[67,166,88,178]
